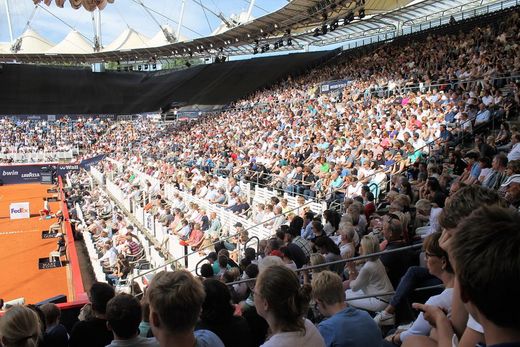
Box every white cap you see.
[501,174,520,187]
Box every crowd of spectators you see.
[65,170,147,287]
[1,8,520,347]
[0,117,112,163]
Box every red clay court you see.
[0,183,75,304]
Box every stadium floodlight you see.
[358,8,365,19]
[313,28,321,37]
[253,47,258,54]
[287,38,293,46]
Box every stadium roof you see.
[102,28,150,52]
[46,30,93,54]
[0,0,508,63]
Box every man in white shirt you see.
[507,134,520,161]
[474,103,491,126]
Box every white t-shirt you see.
[261,319,325,347]
[400,288,454,342]
[467,313,484,333]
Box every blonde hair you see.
[415,199,432,214]
[311,271,345,306]
[338,223,356,242]
[360,235,380,261]
[0,305,41,347]
[146,270,206,334]
[309,253,327,273]
[256,265,311,333]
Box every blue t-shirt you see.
[470,162,481,179]
[318,307,382,347]
[195,329,225,347]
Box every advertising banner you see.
[10,202,30,219]
[0,154,106,185]
[79,154,106,171]
[0,166,45,185]
[319,79,352,94]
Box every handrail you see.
[127,193,325,288]
[244,236,260,260]
[318,72,520,98]
[194,255,210,276]
[344,284,445,302]
[225,243,423,286]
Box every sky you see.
[0,0,288,46]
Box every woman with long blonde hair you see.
[0,305,41,347]
[255,265,325,347]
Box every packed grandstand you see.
[1,1,520,347]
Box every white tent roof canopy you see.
[147,25,188,47]
[12,28,55,54]
[46,30,93,54]
[0,42,10,53]
[102,28,150,52]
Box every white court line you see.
[0,229,40,236]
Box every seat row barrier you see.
[75,202,107,283]
[164,184,273,242]
[0,150,75,162]
[100,175,205,273]
[93,159,392,280]
[225,243,425,287]
[126,196,328,294]
[90,166,105,186]
[251,185,327,216]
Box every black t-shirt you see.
[380,241,418,289]
[196,315,252,347]
[69,318,113,347]
[287,242,307,269]
[241,307,268,347]
[43,324,68,347]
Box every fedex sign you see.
[10,202,30,220]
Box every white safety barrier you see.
[0,149,75,163]
[76,203,106,282]
[90,166,105,185]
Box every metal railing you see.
[225,243,423,286]
[126,194,329,292]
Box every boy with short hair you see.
[147,270,224,347]
[312,270,382,347]
[106,294,159,346]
